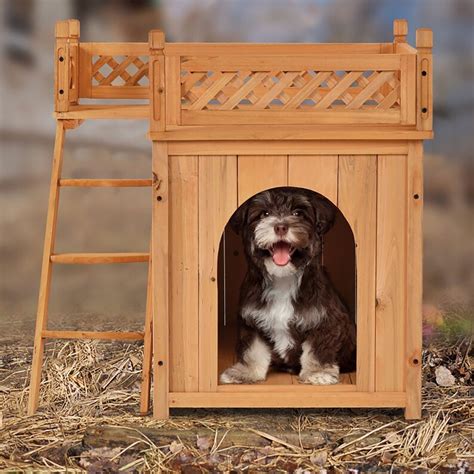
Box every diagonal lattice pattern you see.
[181,70,400,111]
[92,55,149,87]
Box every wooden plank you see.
[169,155,199,392]
[416,29,433,131]
[55,40,70,112]
[42,330,144,341]
[400,54,417,125]
[50,253,149,264]
[376,155,407,392]
[90,86,149,99]
[152,141,169,418]
[237,155,288,204]
[165,55,181,126]
[219,374,357,392]
[198,155,237,392]
[88,42,149,56]
[338,155,377,392]
[181,54,401,71]
[149,30,165,132]
[182,109,401,126]
[59,179,152,187]
[405,142,423,419]
[167,43,387,55]
[55,105,148,120]
[28,122,66,416]
[169,391,406,408]
[78,43,92,98]
[152,128,432,142]
[168,140,409,156]
[140,245,153,415]
[288,155,338,202]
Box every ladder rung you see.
[42,330,144,341]
[59,179,152,188]
[50,252,150,264]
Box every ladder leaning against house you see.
[27,19,154,416]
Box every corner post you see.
[405,141,424,420]
[54,19,79,112]
[393,19,408,44]
[416,28,433,131]
[149,30,166,132]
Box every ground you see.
[0,324,472,472]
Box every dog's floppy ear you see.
[229,201,248,235]
[310,194,336,235]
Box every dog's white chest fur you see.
[243,273,301,359]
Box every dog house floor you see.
[218,323,356,390]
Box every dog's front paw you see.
[220,363,266,384]
[299,369,339,385]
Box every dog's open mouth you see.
[269,241,295,266]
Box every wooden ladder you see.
[27,119,153,416]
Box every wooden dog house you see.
[29,19,433,420]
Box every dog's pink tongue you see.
[272,242,291,266]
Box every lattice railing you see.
[181,70,401,111]
[92,55,149,87]
[78,43,149,99]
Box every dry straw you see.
[0,339,472,471]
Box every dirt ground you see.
[0,322,472,473]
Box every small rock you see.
[435,366,456,387]
[196,435,212,451]
[310,449,328,466]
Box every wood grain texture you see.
[338,155,377,392]
[152,141,170,418]
[167,140,410,155]
[42,330,144,341]
[376,154,407,392]
[237,155,288,204]
[288,155,338,202]
[405,142,423,419]
[140,248,153,415]
[169,391,406,408]
[28,122,66,415]
[165,55,181,126]
[50,253,149,264]
[199,155,237,392]
[169,156,199,392]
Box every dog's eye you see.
[292,210,302,217]
[260,211,270,218]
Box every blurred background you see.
[0,0,473,338]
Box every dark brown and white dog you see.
[220,188,356,385]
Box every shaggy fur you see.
[220,188,356,385]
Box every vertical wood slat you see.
[416,29,433,131]
[169,156,199,392]
[27,122,66,415]
[288,155,338,203]
[149,30,166,132]
[78,44,92,98]
[55,41,70,112]
[339,155,377,392]
[199,156,237,392]
[400,54,417,125]
[165,55,182,127]
[376,154,407,392]
[405,142,423,419]
[152,141,170,418]
[237,155,288,204]
[139,247,153,414]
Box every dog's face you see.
[231,188,335,277]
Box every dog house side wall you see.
[154,140,422,415]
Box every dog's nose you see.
[274,224,288,236]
